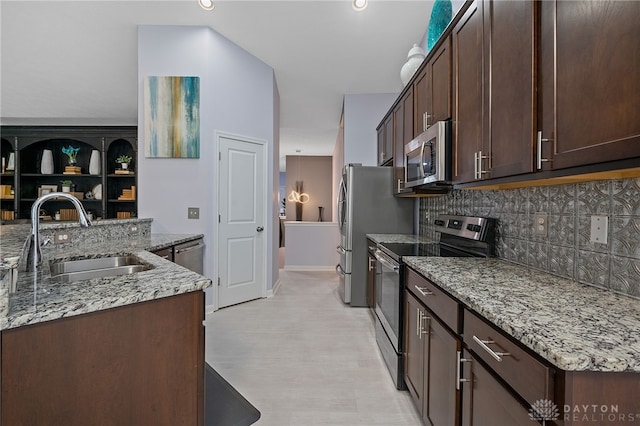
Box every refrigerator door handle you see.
[335,264,346,277]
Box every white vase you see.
[41,149,54,174]
[89,150,101,175]
[400,44,426,86]
[121,163,128,170]
[61,186,71,193]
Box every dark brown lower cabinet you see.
[1,291,205,426]
[460,349,534,426]
[404,290,460,426]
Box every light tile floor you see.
[204,270,423,426]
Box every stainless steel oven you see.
[372,215,496,390]
[374,248,405,389]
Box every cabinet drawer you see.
[463,309,552,405]
[406,268,459,333]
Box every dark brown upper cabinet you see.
[453,0,535,184]
[539,0,640,171]
[414,37,452,136]
[377,113,394,166]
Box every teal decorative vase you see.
[427,0,452,52]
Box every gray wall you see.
[138,25,279,306]
[420,178,640,299]
[343,93,398,167]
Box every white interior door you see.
[217,134,266,308]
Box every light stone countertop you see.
[367,233,436,244]
[404,256,640,373]
[1,223,211,331]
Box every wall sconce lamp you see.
[199,0,215,11]
[352,0,368,12]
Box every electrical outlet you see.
[188,207,200,220]
[533,212,548,237]
[590,215,608,244]
[54,231,71,244]
[128,225,138,234]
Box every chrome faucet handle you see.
[41,237,52,247]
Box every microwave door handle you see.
[421,142,432,178]
[416,143,426,179]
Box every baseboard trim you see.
[205,304,216,315]
[267,279,281,298]
[284,266,336,271]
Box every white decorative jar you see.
[89,150,101,175]
[41,149,54,174]
[400,44,426,86]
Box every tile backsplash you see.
[419,178,640,299]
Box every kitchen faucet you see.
[22,192,92,272]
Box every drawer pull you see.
[414,285,434,296]
[472,335,511,362]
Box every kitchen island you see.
[0,220,211,425]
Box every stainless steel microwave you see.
[404,120,451,188]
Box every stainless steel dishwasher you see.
[174,238,204,274]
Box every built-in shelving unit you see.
[0,126,137,221]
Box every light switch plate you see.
[188,207,200,220]
[590,215,608,244]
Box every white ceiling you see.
[0,0,436,170]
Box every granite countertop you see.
[404,257,640,373]
[1,226,210,331]
[367,233,436,244]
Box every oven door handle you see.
[374,249,399,272]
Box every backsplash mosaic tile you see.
[419,178,640,299]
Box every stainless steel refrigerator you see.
[336,164,414,306]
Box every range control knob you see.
[467,224,482,233]
[434,219,445,226]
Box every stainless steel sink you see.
[49,255,153,282]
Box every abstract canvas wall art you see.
[144,76,200,158]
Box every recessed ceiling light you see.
[198,0,214,11]
[352,0,367,12]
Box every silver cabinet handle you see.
[537,131,552,170]
[477,150,488,178]
[456,350,472,390]
[418,309,430,339]
[257,226,264,232]
[397,178,403,193]
[472,335,511,362]
[474,151,479,180]
[414,285,433,297]
[368,257,375,271]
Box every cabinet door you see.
[430,37,452,124]
[540,0,640,170]
[393,101,406,194]
[414,67,431,136]
[453,0,484,184]
[394,90,415,195]
[461,350,534,426]
[384,114,394,166]
[426,315,460,426]
[404,291,426,412]
[377,125,385,166]
[485,0,535,179]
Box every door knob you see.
[257,226,264,232]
